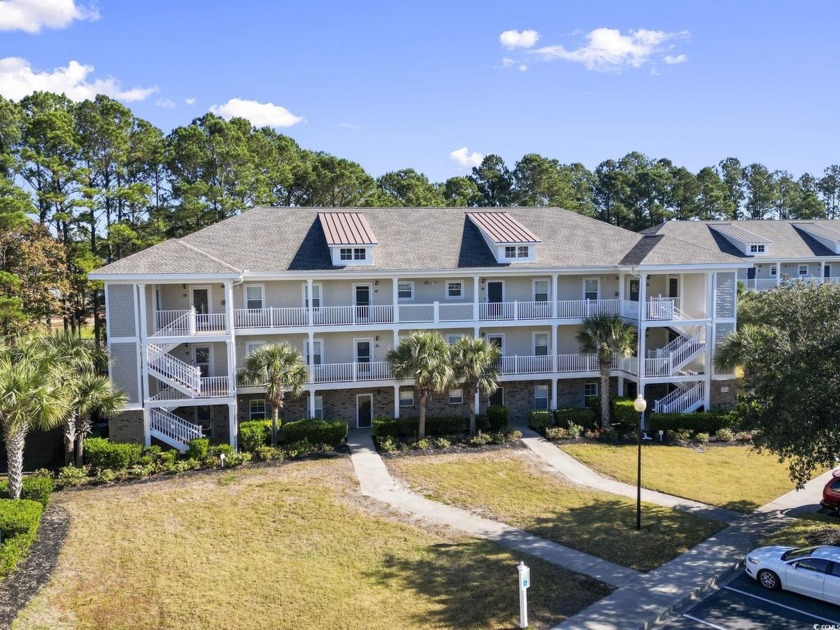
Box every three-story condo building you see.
[90,207,748,450]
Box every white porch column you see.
[618,273,625,303]
[137,284,148,339]
[551,324,558,374]
[551,274,558,319]
[550,378,557,410]
[142,408,151,447]
[473,275,480,321]
[307,279,314,326]
[228,402,237,449]
[474,391,480,416]
[821,261,826,282]
[637,273,647,382]
[392,277,400,323]
[224,281,235,333]
[776,263,782,286]
[617,376,624,397]
[394,384,401,418]
[309,389,317,419]
[307,331,315,380]
[226,339,236,395]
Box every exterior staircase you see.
[645,324,706,377]
[149,407,203,451]
[147,343,202,396]
[653,381,705,414]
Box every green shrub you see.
[209,444,235,459]
[695,432,710,444]
[279,419,348,445]
[475,413,490,432]
[372,417,409,439]
[528,410,553,430]
[486,405,509,431]
[85,437,143,470]
[546,426,569,440]
[254,446,285,461]
[187,438,210,460]
[159,450,178,466]
[412,438,431,450]
[611,398,638,425]
[373,416,467,438]
[555,408,595,426]
[0,473,54,507]
[426,415,467,436]
[96,468,118,483]
[432,436,452,449]
[468,431,493,446]
[377,435,399,453]
[0,498,43,577]
[56,465,90,488]
[239,420,271,452]
[715,428,735,442]
[648,411,740,434]
[667,429,692,443]
[283,439,319,458]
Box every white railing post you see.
[433,301,440,324]
[188,307,196,335]
[513,300,518,320]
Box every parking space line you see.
[683,613,729,629]
[723,586,840,624]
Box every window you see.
[770,265,777,277]
[249,399,266,420]
[304,339,323,365]
[245,341,265,357]
[584,382,599,400]
[584,279,599,301]
[534,385,549,410]
[449,388,464,405]
[749,244,765,253]
[340,248,353,261]
[354,248,366,261]
[399,389,414,407]
[398,282,414,300]
[799,265,808,276]
[795,558,831,574]
[303,284,321,309]
[517,246,529,258]
[447,281,463,299]
[533,279,549,302]
[245,285,263,310]
[447,334,465,344]
[533,332,549,356]
[489,387,504,406]
[504,246,516,258]
[312,395,323,420]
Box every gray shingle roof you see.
[644,220,840,258]
[92,207,743,277]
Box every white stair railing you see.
[149,408,203,446]
[654,382,705,414]
[147,344,202,395]
[153,310,192,337]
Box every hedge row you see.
[648,411,740,434]
[278,419,348,445]
[373,415,467,438]
[239,420,272,451]
[85,437,143,470]
[0,474,54,507]
[0,498,43,578]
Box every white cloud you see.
[499,29,539,50]
[0,0,99,33]
[449,146,484,169]
[209,98,304,128]
[664,54,688,64]
[532,28,689,72]
[502,57,515,68]
[0,57,158,102]
[338,122,359,129]
[185,97,196,105]
[155,97,176,109]
[519,64,528,72]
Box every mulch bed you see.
[0,503,69,628]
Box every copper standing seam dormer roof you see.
[466,211,542,244]
[318,212,378,246]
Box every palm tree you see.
[449,337,501,436]
[242,343,308,446]
[0,339,69,499]
[40,331,109,465]
[387,331,453,439]
[72,373,127,466]
[714,323,771,377]
[576,313,637,428]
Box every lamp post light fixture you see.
[633,393,647,531]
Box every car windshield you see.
[781,547,818,561]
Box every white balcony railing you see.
[199,376,230,397]
[498,354,553,375]
[311,361,392,384]
[152,308,227,336]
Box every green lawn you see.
[386,450,722,572]
[12,459,609,630]
[761,514,840,548]
[560,443,804,512]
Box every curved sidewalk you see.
[516,426,743,524]
[347,430,640,589]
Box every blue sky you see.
[2,1,839,182]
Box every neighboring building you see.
[90,207,747,451]
[644,220,840,292]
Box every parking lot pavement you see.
[661,572,840,629]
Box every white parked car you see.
[745,545,840,605]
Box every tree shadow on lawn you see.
[720,499,761,513]
[520,497,724,572]
[365,540,610,629]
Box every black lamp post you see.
[634,393,647,531]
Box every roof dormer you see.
[709,224,772,257]
[466,211,541,263]
[793,222,840,254]
[318,212,378,266]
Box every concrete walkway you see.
[517,426,743,524]
[347,430,639,589]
